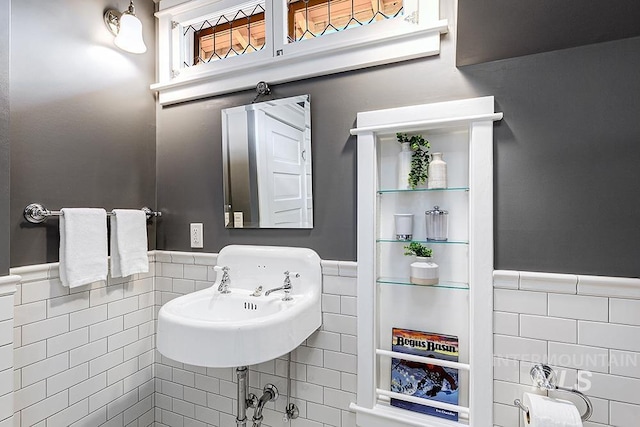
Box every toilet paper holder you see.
[513,364,593,422]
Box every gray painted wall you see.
[9,0,157,268]
[156,30,640,277]
[467,38,640,276]
[6,2,640,278]
[0,0,9,275]
[457,0,640,66]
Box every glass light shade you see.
[114,13,147,54]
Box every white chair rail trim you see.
[494,269,640,299]
[0,274,20,296]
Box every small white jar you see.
[394,213,414,241]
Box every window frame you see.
[152,0,448,105]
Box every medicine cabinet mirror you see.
[221,94,312,229]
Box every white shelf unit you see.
[351,97,503,427]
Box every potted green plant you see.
[403,242,433,258]
[404,242,439,285]
[397,133,430,189]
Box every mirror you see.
[222,94,312,228]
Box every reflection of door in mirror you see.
[221,95,312,229]
[256,110,308,227]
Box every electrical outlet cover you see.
[190,223,203,248]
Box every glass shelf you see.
[377,238,469,245]
[377,277,469,290]
[378,187,469,194]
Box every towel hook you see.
[513,364,592,422]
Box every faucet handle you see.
[214,265,232,293]
[283,271,300,280]
[281,271,299,301]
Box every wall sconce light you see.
[104,0,147,54]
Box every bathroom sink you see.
[157,245,322,367]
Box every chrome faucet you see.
[216,266,231,294]
[264,271,299,301]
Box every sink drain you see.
[244,302,258,310]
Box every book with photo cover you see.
[390,328,459,421]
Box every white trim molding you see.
[152,0,448,105]
[493,270,640,299]
[0,274,20,296]
[493,270,519,289]
[578,275,640,299]
[520,271,578,294]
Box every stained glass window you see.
[185,4,266,66]
[187,1,404,67]
[287,0,403,42]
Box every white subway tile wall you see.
[10,261,156,427]
[0,279,18,426]
[493,271,640,427]
[15,255,640,427]
[153,252,357,427]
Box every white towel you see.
[110,209,149,278]
[59,208,108,288]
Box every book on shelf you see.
[390,328,459,421]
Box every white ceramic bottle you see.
[397,142,412,189]
[427,152,447,189]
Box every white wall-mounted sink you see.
[157,245,322,367]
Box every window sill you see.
[151,19,448,106]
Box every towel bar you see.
[24,203,162,224]
[513,364,593,422]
